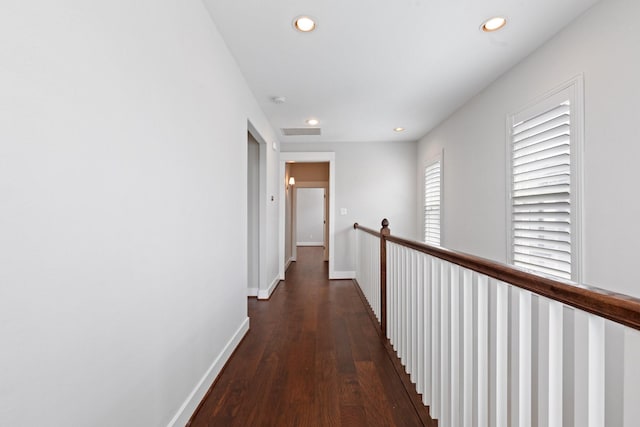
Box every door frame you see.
[247,121,268,297]
[279,152,336,279]
[292,182,329,262]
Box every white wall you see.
[417,3,640,423]
[0,1,280,426]
[417,0,640,298]
[282,141,417,273]
[296,188,325,245]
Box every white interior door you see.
[296,188,325,247]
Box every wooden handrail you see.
[353,223,381,237]
[355,220,640,331]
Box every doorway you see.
[287,163,329,267]
[296,187,326,249]
[247,132,260,297]
[246,122,268,299]
[290,181,329,265]
[279,153,337,279]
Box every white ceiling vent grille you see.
[281,128,321,136]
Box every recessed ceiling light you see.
[394,127,405,132]
[481,16,507,32]
[306,118,319,126]
[294,16,317,32]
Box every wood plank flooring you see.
[188,247,430,426]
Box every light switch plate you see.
[340,208,348,216]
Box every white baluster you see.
[401,247,408,368]
[537,297,550,427]
[573,309,589,427]
[371,235,375,317]
[519,290,532,427]
[416,253,424,396]
[389,244,396,348]
[588,314,604,427]
[356,231,360,284]
[364,233,368,308]
[394,244,400,349]
[462,269,473,427]
[477,274,489,427]
[408,251,414,381]
[372,234,375,314]
[404,247,410,367]
[422,255,432,407]
[363,233,367,303]
[375,238,380,319]
[496,281,509,427]
[400,247,407,362]
[394,244,400,348]
[411,251,418,383]
[431,258,441,419]
[548,300,563,427]
[450,264,460,427]
[385,242,391,342]
[624,328,640,427]
[440,261,450,427]
[405,247,411,367]
[374,235,379,319]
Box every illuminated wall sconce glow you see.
[289,177,296,185]
[306,118,319,126]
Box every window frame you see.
[506,75,584,283]
[423,152,443,246]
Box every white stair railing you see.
[354,219,640,427]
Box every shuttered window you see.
[509,82,582,281]
[424,159,441,246]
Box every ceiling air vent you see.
[281,128,321,136]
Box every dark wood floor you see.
[188,247,428,426]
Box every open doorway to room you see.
[286,162,330,269]
[280,152,336,280]
[246,122,267,299]
[247,132,260,297]
[295,187,326,255]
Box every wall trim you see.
[167,317,250,427]
[297,242,324,247]
[285,257,294,271]
[330,270,355,280]
[247,287,258,297]
[246,120,271,309]
[258,275,281,300]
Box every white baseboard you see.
[167,317,250,427]
[258,275,281,300]
[247,287,258,297]
[296,242,324,247]
[285,257,294,271]
[330,270,355,280]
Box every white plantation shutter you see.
[424,159,441,246]
[511,101,572,280]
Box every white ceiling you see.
[203,0,599,143]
